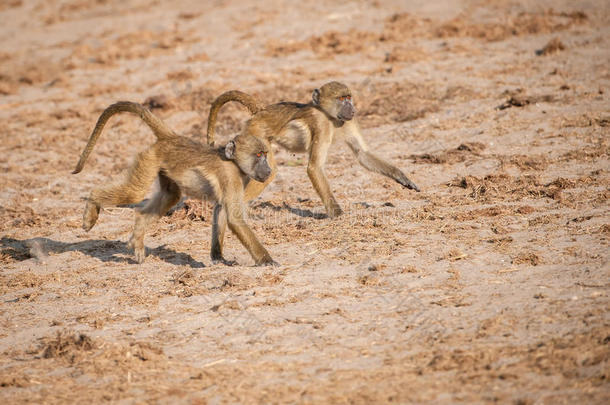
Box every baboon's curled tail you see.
[72,101,176,174]
[206,90,263,147]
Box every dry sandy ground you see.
[0,0,609,403]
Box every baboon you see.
[206,81,420,218]
[73,101,276,266]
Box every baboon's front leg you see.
[225,198,275,266]
[307,138,342,218]
[344,122,420,191]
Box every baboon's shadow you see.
[0,236,205,268]
[252,201,327,219]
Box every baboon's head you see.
[312,81,356,122]
[225,134,272,182]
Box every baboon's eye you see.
[346,95,352,101]
[256,152,262,158]
[338,96,345,101]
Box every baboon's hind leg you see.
[128,172,181,263]
[83,148,160,231]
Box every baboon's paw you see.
[134,247,146,263]
[82,201,100,231]
[212,258,238,266]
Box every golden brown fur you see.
[206,81,420,218]
[73,101,275,266]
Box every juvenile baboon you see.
[206,81,420,218]
[73,101,276,266]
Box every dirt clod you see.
[536,37,566,55]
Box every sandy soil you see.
[0,0,609,403]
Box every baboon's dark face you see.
[251,151,272,182]
[230,134,271,182]
[336,95,355,121]
[314,81,356,122]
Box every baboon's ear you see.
[312,89,320,105]
[225,140,236,160]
